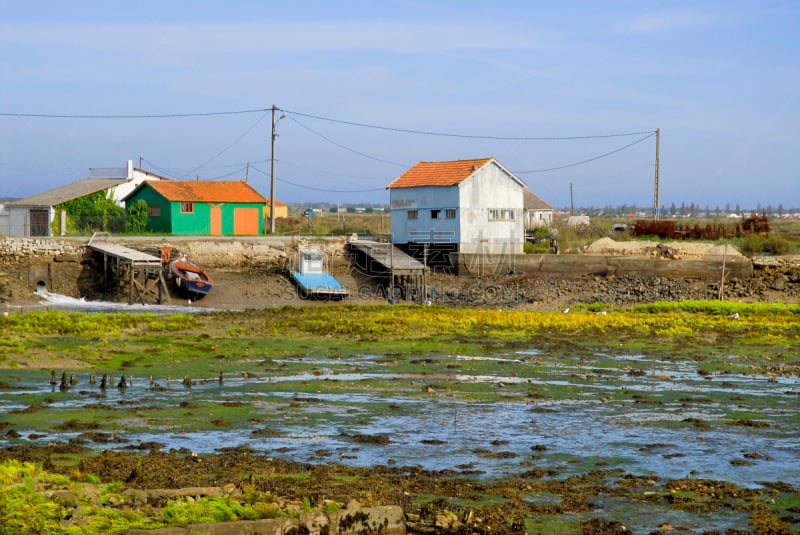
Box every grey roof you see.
[524,189,554,211]
[5,178,126,207]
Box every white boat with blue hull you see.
[290,248,349,300]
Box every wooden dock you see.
[347,239,429,301]
[86,235,170,305]
[348,239,424,274]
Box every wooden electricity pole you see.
[653,128,660,221]
[270,105,278,234]
[570,182,575,216]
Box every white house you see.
[523,189,554,230]
[0,203,9,236]
[3,161,166,237]
[387,157,527,255]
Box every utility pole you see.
[653,128,660,221]
[245,161,249,183]
[269,105,287,234]
[570,182,574,216]
[270,105,278,234]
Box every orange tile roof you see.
[386,158,494,189]
[263,197,287,207]
[145,180,267,203]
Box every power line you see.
[282,108,656,141]
[279,159,387,184]
[250,165,385,193]
[0,108,269,119]
[179,110,269,179]
[139,158,178,177]
[287,115,409,167]
[206,166,249,180]
[2,105,655,140]
[515,132,656,174]
[4,104,658,182]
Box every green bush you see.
[764,236,791,255]
[54,191,125,235]
[125,200,150,234]
[739,235,793,256]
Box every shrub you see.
[125,199,150,234]
[739,235,793,256]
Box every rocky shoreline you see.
[1,236,799,310]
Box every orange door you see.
[210,206,222,236]
[233,208,259,235]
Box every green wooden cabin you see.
[124,180,267,235]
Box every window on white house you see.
[488,209,515,221]
[431,209,441,219]
[445,208,456,219]
[408,210,418,219]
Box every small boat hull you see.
[170,258,214,297]
[291,272,349,299]
[290,248,348,300]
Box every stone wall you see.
[454,252,754,280]
[0,237,82,261]
[0,236,759,281]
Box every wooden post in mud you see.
[719,244,728,301]
[103,253,108,293]
[389,242,395,299]
[129,265,135,305]
[423,244,428,302]
[158,272,170,305]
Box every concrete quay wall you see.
[2,236,755,281]
[454,252,754,280]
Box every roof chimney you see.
[127,160,134,180]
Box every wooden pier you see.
[347,239,428,300]
[86,235,170,305]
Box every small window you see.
[181,202,194,214]
[431,209,441,219]
[149,205,161,217]
[408,210,418,219]
[445,208,456,219]
[488,209,515,221]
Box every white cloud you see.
[614,10,724,35]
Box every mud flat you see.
[1,304,799,533]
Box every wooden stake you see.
[719,244,728,301]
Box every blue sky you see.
[1,0,798,210]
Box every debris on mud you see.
[1,445,798,534]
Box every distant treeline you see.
[557,202,799,218]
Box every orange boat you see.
[170,256,214,297]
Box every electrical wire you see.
[0,109,269,119]
[2,105,655,140]
[205,166,248,180]
[515,132,656,174]
[282,108,656,141]
[3,104,658,183]
[179,110,270,179]
[279,158,388,184]
[280,177,386,193]
[249,165,385,193]
[287,115,409,167]
[139,158,179,177]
